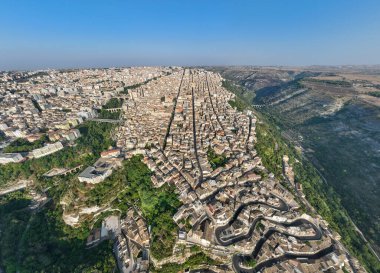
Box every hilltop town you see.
[0,67,368,273]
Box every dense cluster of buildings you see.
[0,67,367,273]
[0,129,81,164]
[113,68,365,273]
[114,208,150,273]
[0,67,171,143]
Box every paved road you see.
[249,218,322,258]
[205,73,232,149]
[214,196,289,246]
[88,118,122,123]
[232,244,335,273]
[213,194,329,273]
[163,68,186,150]
[191,70,204,188]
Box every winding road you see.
[214,196,289,246]
[213,193,332,273]
[232,244,335,273]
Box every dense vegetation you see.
[223,80,254,112]
[207,147,228,170]
[98,98,123,119]
[102,98,123,109]
[152,252,221,273]
[242,258,257,268]
[0,122,115,186]
[127,156,181,259]
[222,79,380,273]
[3,135,48,153]
[222,79,251,99]
[0,131,6,141]
[98,110,121,119]
[228,98,247,112]
[0,191,116,273]
[120,155,181,259]
[368,91,380,97]
[0,101,125,272]
[82,154,181,259]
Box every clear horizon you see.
[1,0,380,70]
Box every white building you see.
[0,153,24,164]
[77,156,121,184]
[78,166,113,184]
[32,141,64,158]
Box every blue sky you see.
[1,0,379,70]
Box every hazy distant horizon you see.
[3,64,380,73]
[1,0,380,71]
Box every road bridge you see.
[88,118,122,123]
[102,108,123,112]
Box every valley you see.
[210,66,380,258]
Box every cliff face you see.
[210,66,380,255]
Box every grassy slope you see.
[0,192,116,273]
[0,121,118,272]
[152,252,221,273]
[87,154,181,260]
[0,121,115,186]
